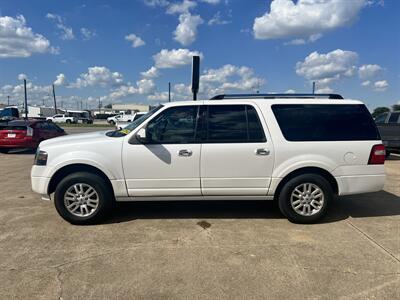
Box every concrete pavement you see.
[0,152,399,299]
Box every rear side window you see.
[206,105,266,143]
[388,112,400,124]
[272,104,380,141]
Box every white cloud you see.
[284,33,322,45]
[143,0,170,7]
[373,80,389,91]
[141,66,160,78]
[285,89,296,94]
[200,64,265,97]
[46,13,75,40]
[253,0,366,41]
[167,0,197,14]
[208,11,231,26]
[315,87,334,94]
[71,66,124,88]
[80,28,97,40]
[201,0,221,4]
[137,78,156,94]
[153,48,203,68]
[358,64,382,79]
[361,80,371,86]
[18,73,27,80]
[125,33,146,48]
[0,15,54,58]
[174,13,203,45]
[54,73,66,86]
[296,49,358,91]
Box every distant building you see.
[112,103,149,113]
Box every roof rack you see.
[210,93,344,100]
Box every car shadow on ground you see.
[105,190,400,224]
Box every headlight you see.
[34,150,48,166]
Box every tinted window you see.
[146,106,198,144]
[206,105,266,143]
[272,104,380,141]
[388,112,400,124]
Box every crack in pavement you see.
[346,219,400,264]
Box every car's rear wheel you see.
[0,148,9,154]
[66,119,71,124]
[54,172,114,225]
[278,174,332,224]
[109,120,115,125]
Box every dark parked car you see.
[0,119,66,153]
[375,111,400,156]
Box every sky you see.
[0,0,399,110]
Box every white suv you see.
[31,94,386,225]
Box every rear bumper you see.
[0,138,38,148]
[336,174,385,196]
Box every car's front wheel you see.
[0,148,9,154]
[54,172,114,225]
[278,174,332,224]
[66,119,71,124]
[109,120,115,125]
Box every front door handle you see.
[178,149,193,157]
[256,148,270,156]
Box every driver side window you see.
[146,106,199,144]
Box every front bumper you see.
[31,175,50,196]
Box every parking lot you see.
[0,128,399,299]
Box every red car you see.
[0,119,66,153]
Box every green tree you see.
[104,104,112,109]
[392,104,400,111]
[372,106,390,118]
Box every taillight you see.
[368,144,385,165]
[26,126,33,137]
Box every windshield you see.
[106,105,163,137]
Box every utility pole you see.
[168,82,171,102]
[98,99,102,114]
[42,98,45,106]
[7,95,10,106]
[312,81,316,94]
[52,84,57,114]
[24,79,28,119]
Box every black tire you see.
[66,119,72,124]
[47,119,53,123]
[109,120,115,125]
[54,172,114,225]
[0,148,9,154]
[278,174,332,224]
[385,150,391,159]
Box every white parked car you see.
[46,114,77,124]
[116,112,147,129]
[107,112,145,125]
[31,94,386,225]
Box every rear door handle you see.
[178,149,193,157]
[256,148,270,156]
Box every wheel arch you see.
[48,163,115,195]
[273,167,339,200]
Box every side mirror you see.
[135,128,147,143]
